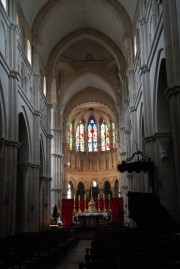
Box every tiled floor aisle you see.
[57,239,92,269]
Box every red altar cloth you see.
[62,197,124,227]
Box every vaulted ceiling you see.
[18,0,138,124]
[18,0,137,63]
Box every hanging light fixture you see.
[117,151,153,174]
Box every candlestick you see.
[108,198,111,212]
[84,195,87,212]
[103,193,106,212]
[97,193,100,212]
[73,195,76,213]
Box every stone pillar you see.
[44,178,52,228]
[39,177,45,230]
[111,188,115,198]
[0,139,20,237]
[18,164,31,233]
[121,186,129,225]
[99,188,104,199]
[29,165,40,232]
[51,105,62,213]
[85,189,90,199]
[162,0,180,222]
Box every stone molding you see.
[18,162,41,169]
[51,153,64,158]
[164,85,180,100]
[0,138,21,148]
[143,132,171,143]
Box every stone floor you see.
[56,230,96,269]
[56,240,92,269]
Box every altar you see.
[61,197,124,228]
[73,212,112,227]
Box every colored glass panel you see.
[88,118,98,152]
[68,123,73,150]
[112,122,116,148]
[76,122,84,152]
[101,121,110,151]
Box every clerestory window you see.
[87,117,98,152]
[68,117,116,153]
[101,120,110,151]
[76,121,85,152]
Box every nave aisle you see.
[56,240,92,269]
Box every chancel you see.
[0,0,180,268]
[88,181,98,213]
[72,181,113,227]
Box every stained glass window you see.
[88,117,98,152]
[76,121,85,152]
[101,120,110,151]
[68,122,73,150]
[112,122,116,149]
[27,40,32,65]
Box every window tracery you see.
[76,121,85,152]
[68,117,116,153]
[68,122,73,150]
[88,117,98,152]
[101,120,110,151]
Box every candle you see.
[103,193,105,200]
[108,194,110,200]
[78,195,80,200]
[74,194,75,201]
[84,194,86,200]
[98,194,100,200]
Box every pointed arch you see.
[77,181,85,198]
[87,116,98,152]
[103,180,112,198]
[0,80,7,138]
[114,179,119,198]
[47,29,126,76]
[62,72,117,106]
[0,21,6,58]
[100,119,110,151]
[18,112,30,163]
[40,135,45,176]
[67,181,74,199]
[76,120,85,152]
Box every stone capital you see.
[164,85,180,99]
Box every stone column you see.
[18,164,31,232]
[162,0,180,221]
[44,177,52,228]
[85,189,90,199]
[50,105,62,213]
[39,177,45,230]
[0,139,20,237]
[99,188,104,199]
[111,188,115,198]
[121,186,129,225]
